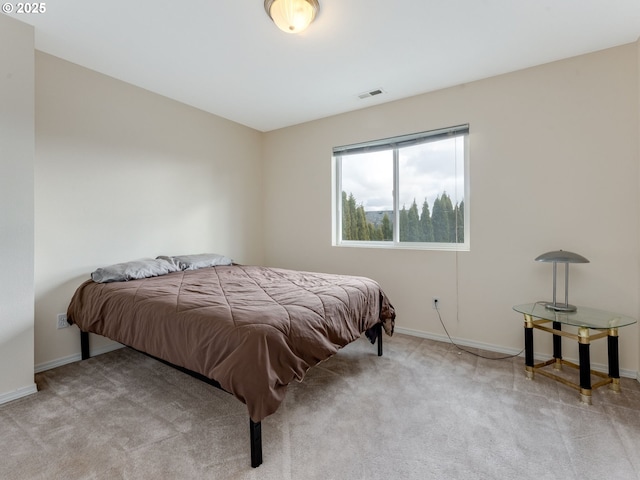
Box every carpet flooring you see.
[1,333,639,479]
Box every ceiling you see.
[6,1,640,132]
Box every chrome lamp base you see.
[535,251,590,315]
[544,302,577,312]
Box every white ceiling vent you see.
[357,88,385,99]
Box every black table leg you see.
[524,315,534,379]
[607,328,620,392]
[578,327,591,404]
[552,321,562,369]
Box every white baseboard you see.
[395,326,639,380]
[30,329,640,382]
[34,342,125,374]
[1,344,124,405]
[0,383,38,405]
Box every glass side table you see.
[513,303,637,404]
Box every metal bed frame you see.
[79,322,384,468]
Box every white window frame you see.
[332,125,470,251]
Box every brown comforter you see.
[67,265,395,422]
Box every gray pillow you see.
[158,253,233,271]
[91,257,179,283]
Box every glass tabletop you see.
[513,303,637,329]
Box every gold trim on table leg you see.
[580,388,592,405]
[553,358,562,370]
[524,314,534,329]
[609,377,621,393]
[525,366,534,379]
[578,326,590,343]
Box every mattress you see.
[67,265,395,422]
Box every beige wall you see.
[263,44,640,373]
[33,53,264,369]
[0,15,36,401]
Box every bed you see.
[66,255,396,467]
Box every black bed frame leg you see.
[377,323,383,357]
[80,331,90,360]
[250,419,262,468]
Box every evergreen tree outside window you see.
[333,125,469,250]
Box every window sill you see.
[333,241,470,252]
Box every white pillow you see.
[158,253,234,271]
[91,257,179,283]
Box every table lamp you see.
[535,250,589,312]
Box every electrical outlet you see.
[432,298,439,310]
[56,313,69,329]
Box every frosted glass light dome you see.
[264,0,319,34]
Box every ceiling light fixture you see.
[264,0,319,34]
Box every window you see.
[333,125,469,250]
